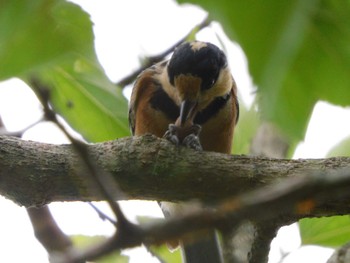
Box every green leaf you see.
[33,57,130,142]
[300,216,350,247]
[71,235,129,263]
[3,0,130,142]
[327,136,350,157]
[178,0,350,141]
[0,0,93,80]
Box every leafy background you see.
[1,0,350,261]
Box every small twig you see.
[116,15,210,88]
[89,202,117,226]
[29,78,134,233]
[0,117,44,137]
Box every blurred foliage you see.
[178,0,350,142]
[0,0,91,80]
[231,102,259,154]
[0,0,129,142]
[150,245,182,263]
[32,57,130,141]
[178,0,350,254]
[3,0,350,144]
[327,136,350,157]
[300,216,350,248]
[71,235,129,263]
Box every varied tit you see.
[129,41,239,154]
[128,41,239,263]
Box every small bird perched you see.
[129,41,239,263]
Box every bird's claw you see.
[163,124,202,151]
[182,133,202,151]
[163,124,180,145]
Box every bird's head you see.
[167,41,232,126]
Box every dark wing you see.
[128,62,168,136]
[232,78,239,124]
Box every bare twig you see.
[89,202,117,226]
[115,15,210,88]
[277,247,293,263]
[0,117,44,137]
[29,78,132,230]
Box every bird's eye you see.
[201,78,216,90]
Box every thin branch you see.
[0,117,44,137]
[29,78,132,231]
[89,202,117,226]
[115,15,210,88]
[27,206,74,254]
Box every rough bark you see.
[0,134,349,216]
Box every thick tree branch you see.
[0,134,349,218]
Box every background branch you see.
[52,167,350,262]
[115,16,210,88]
[27,206,74,256]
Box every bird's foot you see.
[182,133,202,151]
[163,124,180,145]
[163,124,202,151]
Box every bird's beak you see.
[179,100,197,126]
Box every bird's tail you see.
[181,230,223,263]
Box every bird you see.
[129,41,239,263]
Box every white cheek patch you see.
[190,41,208,51]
